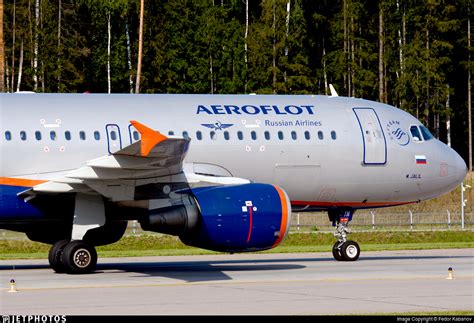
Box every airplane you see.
[0,92,467,274]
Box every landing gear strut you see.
[329,209,360,261]
[48,240,97,274]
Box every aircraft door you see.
[353,108,387,165]
[106,124,123,154]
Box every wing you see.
[19,121,249,202]
[19,121,189,199]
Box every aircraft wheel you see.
[48,240,69,273]
[332,242,344,261]
[340,240,360,261]
[61,240,97,274]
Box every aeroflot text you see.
[196,104,315,115]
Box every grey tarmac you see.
[1,249,473,315]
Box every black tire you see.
[332,242,344,261]
[340,240,360,261]
[48,240,69,273]
[61,240,97,274]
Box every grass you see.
[0,230,472,260]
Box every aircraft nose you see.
[454,152,468,184]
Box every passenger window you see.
[50,131,57,141]
[420,126,433,141]
[410,126,422,142]
[183,131,189,139]
[65,131,71,141]
[168,131,174,136]
[318,131,324,140]
[331,131,337,140]
[196,131,202,140]
[20,131,27,141]
[94,131,100,140]
[251,131,257,140]
[278,131,284,140]
[291,131,297,140]
[304,131,310,140]
[264,131,270,140]
[110,131,117,141]
[224,131,230,140]
[35,131,42,141]
[79,131,86,141]
[5,131,12,141]
[133,131,139,141]
[237,131,243,140]
[210,131,216,140]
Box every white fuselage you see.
[0,93,467,211]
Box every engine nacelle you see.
[180,183,291,253]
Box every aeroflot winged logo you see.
[201,121,234,131]
[197,104,315,115]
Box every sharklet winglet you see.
[130,120,168,157]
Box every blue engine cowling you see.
[180,183,292,253]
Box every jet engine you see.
[140,183,292,252]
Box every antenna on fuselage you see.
[329,84,339,97]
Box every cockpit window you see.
[410,125,422,142]
[420,126,434,141]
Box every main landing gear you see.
[48,193,104,274]
[329,209,360,261]
[48,240,97,274]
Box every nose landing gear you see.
[329,209,360,261]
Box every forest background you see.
[0,0,472,168]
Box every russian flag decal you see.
[415,155,427,164]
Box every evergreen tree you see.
[285,0,312,94]
[0,0,471,163]
[248,0,289,94]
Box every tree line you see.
[0,0,472,168]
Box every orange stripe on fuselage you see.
[272,185,289,248]
[0,177,48,187]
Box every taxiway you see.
[1,249,473,315]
